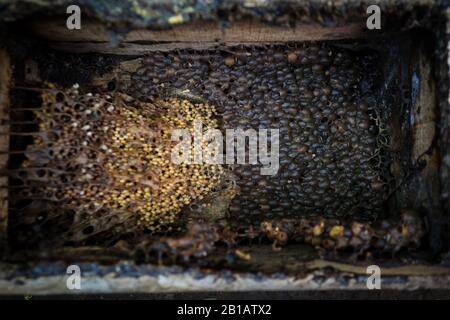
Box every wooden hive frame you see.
[0,0,448,296]
[0,49,10,256]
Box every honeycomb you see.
[129,43,390,224]
[8,42,392,248]
[9,87,224,246]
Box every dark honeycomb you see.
[7,42,393,249]
[128,43,390,224]
[8,88,225,247]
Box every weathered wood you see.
[441,7,450,244]
[50,41,291,55]
[0,49,10,255]
[409,37,443,253]
[32,19,366,55]
[0,259,449,295]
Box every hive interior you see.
[1,25,443,269]
[129,44,390,222]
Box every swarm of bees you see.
[260,210,425,254]
[9,43,423,263]
[131,44,389,223]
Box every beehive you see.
[128,44,390,223]
[0,0,449,297]
[9,87,227,246]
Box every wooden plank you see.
[32,19,366,55]
[90,58,142,90]
[33,19,366,42]
[441,7,450,236]
[409,38,444,253]
[410,47,438,200]
[306,260,450,276]
[0,49,10,254]
[50,41,292,55]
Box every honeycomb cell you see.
[12,87,225,245]
[129,43,389,224]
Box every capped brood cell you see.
[0,0,449,297]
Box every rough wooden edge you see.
[34,19,366,42]
[443,8,450,246]
[50,41,293,55]
[0,49,10,254]
[409,36,444,252]
[1,260,449,295]
[411,52,438,183]
[33,19,366,55]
